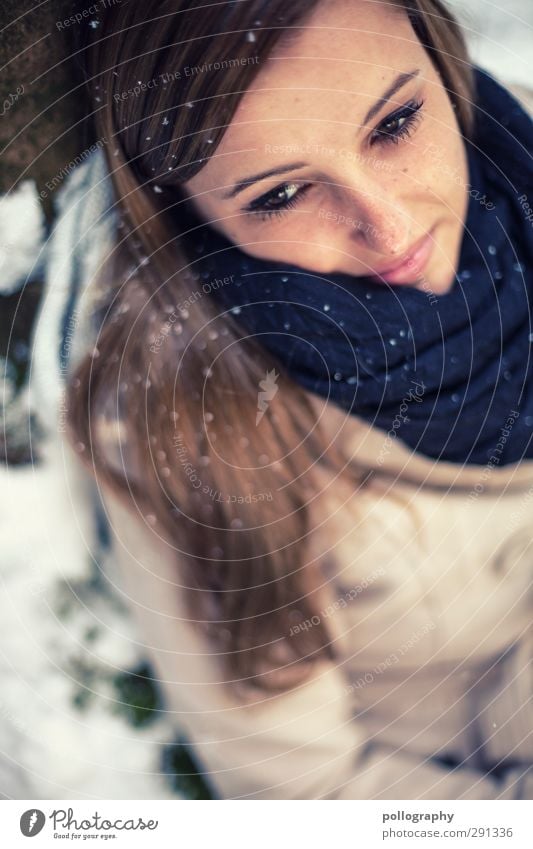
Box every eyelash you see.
[370,98,424,146]
[244,98,425,221]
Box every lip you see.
[369,229,435,285]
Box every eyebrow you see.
[222,68,421,200]
[362,68,421,126]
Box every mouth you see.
[369,229,435,285]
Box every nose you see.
[308,166,416,275]
[308,189,414,275]
[347,181,413,260]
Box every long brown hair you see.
[67,0,474,697]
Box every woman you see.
[28,0,532,798]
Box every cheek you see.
[437,139,468,220]
[192,200,246,244]
[233,241,293,262]
[414,105,467,214]
[227,238,323,270]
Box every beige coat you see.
[32,79,533,801]
[101,385,533,800]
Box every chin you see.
[416,269,456,295]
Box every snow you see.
[0,439,180,799]
[0,181,46,295]
[451,0,533,87]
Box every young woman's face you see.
[183,0,469,294]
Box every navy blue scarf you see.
[194,68,533,466]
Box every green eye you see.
[372,99,424,146]
[245,182,311,220]
[255,183,300,210]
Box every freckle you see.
[402,167,409,173]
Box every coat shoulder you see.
[506,81,533,116]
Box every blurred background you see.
[0,0,532,800]
[454,0,532,86]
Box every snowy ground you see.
[0,439,182,799]
[452,0,533,87]
[1,0,532,801]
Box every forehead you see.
[185,0,419,189]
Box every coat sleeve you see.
[99,485,531,801]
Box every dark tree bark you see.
[0,0,93,220]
